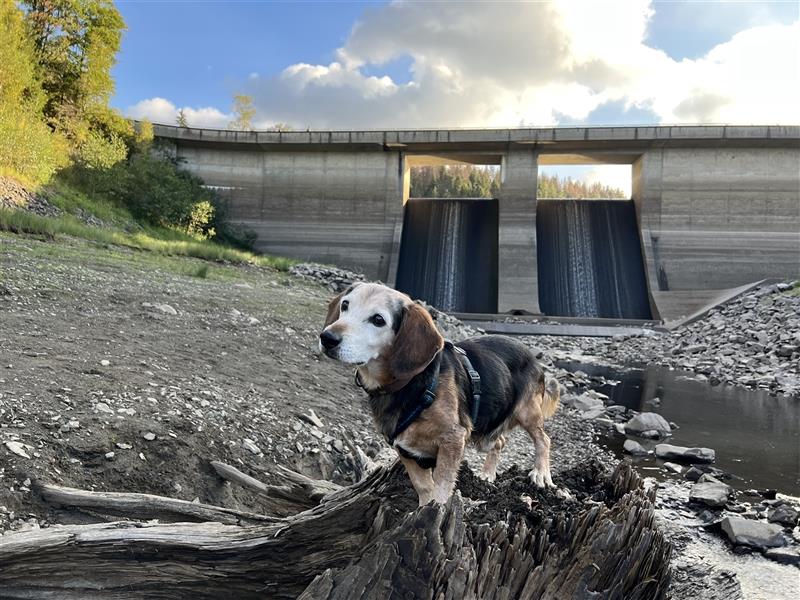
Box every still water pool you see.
[557,361,800,495]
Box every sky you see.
[115,0,800,194]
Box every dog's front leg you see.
[431,426,467,504]
[399,456,435,506]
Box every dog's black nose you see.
[320,330,341,350]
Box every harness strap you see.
[447,342,482,424]
[390,361,440,443]
[357,341,482,444]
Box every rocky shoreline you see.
[539,281,800,398]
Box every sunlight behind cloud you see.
[127,97,231,129]
[124,2,798,193]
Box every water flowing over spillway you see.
[396,198,498,313]
[537,199,652,319]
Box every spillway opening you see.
[536,198,652,320]
[396,197,499,313]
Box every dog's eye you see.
[370,314,386,327]
[341,300,349,312]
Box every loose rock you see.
[655,443,715,463]
[623,439,649,456]
[624,412,671,438]
[689,481,731,507]
[720,516,786,549]
[767,504,799,527]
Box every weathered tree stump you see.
[0,461,670,599]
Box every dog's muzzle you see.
[319,330,342,357]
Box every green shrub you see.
[187,200,216,240]
[75,129,128,171]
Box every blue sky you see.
[115,1,799,193]
[115,1,798,127]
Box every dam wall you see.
[634,147,800,293]
[154,124,800,321]
[175,145,403,281]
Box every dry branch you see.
[211,460,342,516]
[36,482,277,525]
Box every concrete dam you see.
[152,124,800,322]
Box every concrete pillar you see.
[632,150,666,293]
[387,154,409,286]
[497,149,540,313]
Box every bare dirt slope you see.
[0,233,599,533]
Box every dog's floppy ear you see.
[389,302,444,381]
[323,283,361,327]
[324,292,345,328]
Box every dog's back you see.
[454,335,558,439]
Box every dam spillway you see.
[537,199,653,319]
[395,198,499,313]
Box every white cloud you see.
[129,2,800,129]
[126,97,232,129]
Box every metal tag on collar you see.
[421,387,437,406]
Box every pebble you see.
[142,302,178,316]
[142,432,156,441]
[242,438,261,455]
[4,441,30,459]
[100,359,110,367]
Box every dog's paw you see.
[528,467,555,488]
[478,470,497,483]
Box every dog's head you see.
[319,283,443,384]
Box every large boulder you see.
[721,517,786,549]
[624,412,671,438]
[655,443,715,463]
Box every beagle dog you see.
[319,282,560,506]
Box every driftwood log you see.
[0,461,671,599]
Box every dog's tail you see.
[542,377,560,420]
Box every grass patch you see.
[42,179,135,226]
[0,207,295,271]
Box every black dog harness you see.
[378,341,482,444]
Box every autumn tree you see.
[20,0,129,168]
[0,0,69,183]
[229,94,256,130]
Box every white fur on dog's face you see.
[320,283,408,365]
